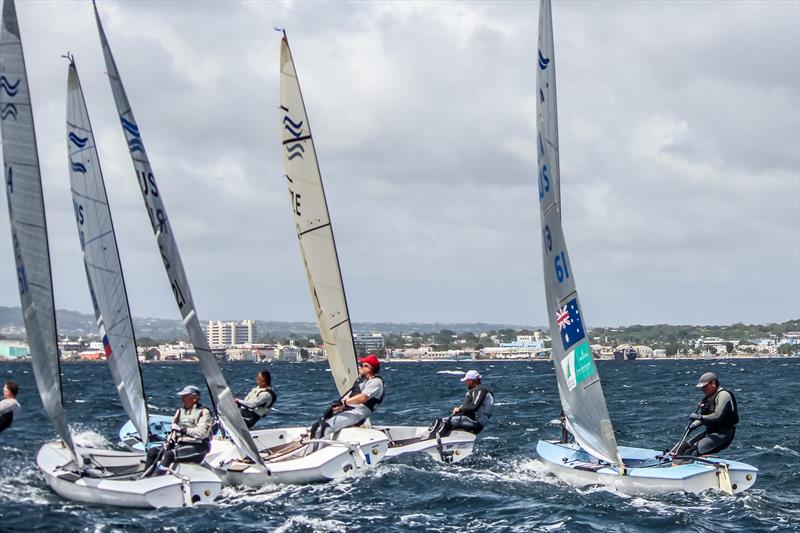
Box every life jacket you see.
[345,375,385,412]
[173,404,211,444]
[242,386,277,418]
[700,387,739,432]
[0,411,12,433]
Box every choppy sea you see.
[1,358,798,532]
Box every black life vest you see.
[345,375,385,412]
[0,411,12,433]
[700,387,739,431]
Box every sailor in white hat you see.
[143,385,213,476]
[428,370,494,439]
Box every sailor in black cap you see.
[677,372,739,457]
[143,385,213,476]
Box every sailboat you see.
[534,0,757,495]
[92,3,266,471]
[0,0,218,508]
[279,31,475,463]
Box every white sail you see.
[94,4,263,467]
[537,0,621,466]
[0,0,80,465]
[66,57,149,446]
[280,33,358,396]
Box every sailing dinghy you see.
[280,31,475,464]
[534,0,757,495]
[0,1,219,508]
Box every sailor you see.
[0,380,20,433]
[309,354,384,445]
[428,370,494,438]
[235,370,277,429]
[143,385,212,476]
[677,372,738,457]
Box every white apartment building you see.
[206,319,257,347]
[353,333,384,353]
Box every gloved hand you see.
[170,423,181,433]
[689,413,702,421]
[689,419,702,430]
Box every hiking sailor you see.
[429,370,494,438]
[0,380,20,433]
[677,372,738,457]
[235,370,277,429]
[143,385,212,476]
[309,354,384,446]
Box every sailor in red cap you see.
[309,354,385,446]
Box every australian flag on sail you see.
[556,298,585,351]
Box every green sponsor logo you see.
[573,342,595,384]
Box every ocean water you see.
[0,358,798,532]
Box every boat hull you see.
[205,427,389,486]
[36,441,221,508]
[536,440,758,495]
[121,416,476,463]
[376,425,476,463]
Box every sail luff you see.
[280,34,359,396]
[0,0,80,466]
[66,57,149,446]
[537,0,621,466]
[94,3,263,466]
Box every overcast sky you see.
[1,0,798,327]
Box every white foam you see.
[435,370,465,375]
[274,515,346,533]
[70,427,112,448]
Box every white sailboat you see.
[0,0,219,508]
[534,0,757,495]
[92,2,273,472]
[279,31,475,464]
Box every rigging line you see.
[298,222,331,237]
[66,121,93,135]
[82,228,114,247]
[85,260,118,276]
[70,188,108,206]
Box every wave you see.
[435,370,465,375]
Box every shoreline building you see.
[206,319,257,347]
[353,333,384,354]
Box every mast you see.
[280,32,359,396]
[537,0,621,466]
[0,0,81,465]
[66,56,149,446]
[94,2,263,466]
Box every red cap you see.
[358,354,380,372]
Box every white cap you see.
[461,370,481,382]
[177,385,201,396]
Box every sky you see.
[0,0,798,327]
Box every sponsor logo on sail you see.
[120,117,144,153]
[286,142,305,160]
[283,115,304,139]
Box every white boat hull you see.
[121,416,476,463]
[36,441,221,508]
[205,427,389,486]
[376,425,476,463]
[537,440,758,495]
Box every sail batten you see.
[0,0,80,466]
[66,57,149,446]
[94,3,263,466]
[537,0,621,466]
[280,34,359,396]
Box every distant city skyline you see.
[1,1,798,327]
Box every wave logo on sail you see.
[538,50,550,70]
[0,76,20,96]
[286,142,305,160]
[70,160,87,174]
[121,117,144,153]
[1,103,17,121]
[283,115,304,138]
[69,132,89,149]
